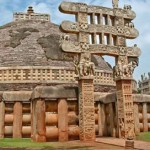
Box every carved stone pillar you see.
[79,78,95,141]
[143,103,148,132]
[98,103,103,136]
[59,0,140,143]
[91,13,95,24]
[116,79,135,139]
[109,103,116,137]
[32,99,46,142]
[101,103,107,136]
[109,34,112,46]
[100,13,102,25]
[0,101,5,138]
[13,102,22,138]
[101,32,104,45]
[134,103,140,135]
[58,98,68,142]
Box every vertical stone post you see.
[116,80,135,139]
[59,1,140,143]
[58,98,68,142]
[99,13,102,25]
[101,32,104,44]
[109,103,116,137]
[91,13,95,24]
[32,99,46,142]
[98,103,103,136]
[101,103,107,136]
[143,103,148,132]
[0,101,5,138]
[79,79,95,141]
[134,103,140,135]
[13,102,22,138]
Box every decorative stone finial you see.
[27,6,34,14]
[112,0,119,8]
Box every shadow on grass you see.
[41,145,93,150]
[0,145,94,150]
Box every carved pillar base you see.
[79,78,95,141]
[125,139,134,149]
[116,79,135,139]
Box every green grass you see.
[0,138,53,149]
[0,138,91,150]
[136,132,150,142]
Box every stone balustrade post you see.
[32,99,46,142]
[13,102,23,138]
[58,98,68,142]
[101,104,107,136]
[109,103,116,137]
[143,103,148,132]
[0,101,5,138]
[134,103,140,135]
[98,103,103,136]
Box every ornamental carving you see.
[74,54,95,77]
[117,26,124,34]
[112,0,119,8]
[80,42,90,51]
[119,118,125,138]
[79,23,88,30]
[114,60,138,78]
[60,0,140,141]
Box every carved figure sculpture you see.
[129,22,134,28]
[73,56,95,77]
[114,60,137,78]
[71,23,78,30]
[59,34,70,47]
[127,123,135,140]
[60,34,70,43]
[124,5,132,10]
[125,22,134,28]
[119,118,125,138]
[112,0,119,8]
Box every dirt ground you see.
[0,141,127,150]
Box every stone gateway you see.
[0,1,145,148]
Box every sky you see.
[0,0,149,81]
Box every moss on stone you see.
[5,28,39,48]
[37,34,73,61]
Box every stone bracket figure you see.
[113,60,138,79]
[73,55,95,78]
[112,0,119,8]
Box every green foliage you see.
[136,132,150,142]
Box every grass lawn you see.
[0,138,93,150]
[136,132,150,142]
[0,138,125,150]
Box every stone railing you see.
[0,66,115,86]
[0,87,149,140]
[95,93,150,137]
[13,12,50,22]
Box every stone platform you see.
[96,137,150,150]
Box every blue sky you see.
[0,0,149,81]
